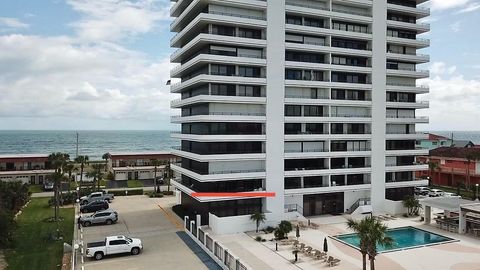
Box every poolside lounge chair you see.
[325,256,334,263]
[385,214,397,220]
[329,258,341,266]
[310,222,319,229]
[298,221,308,230]
[291,240,299,247]
[303,246,312,254]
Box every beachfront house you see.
[0,154,55,184]
[108,152,177,182]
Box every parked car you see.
[428,189,445,197]
[80,191,114,205]
[86,235,143,260]
[80,209,118,227]
[43,182,54,191]
[414,187,430,196]
[443,192,461,198]
[80,200,109,213]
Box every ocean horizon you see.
[1,130,479,160]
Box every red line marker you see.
[191,192,276,198]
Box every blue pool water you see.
[335,227,454,252]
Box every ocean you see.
[0,130,178,160]
[0,130,479,160]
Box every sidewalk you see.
[31,186,173,198]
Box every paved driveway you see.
[80,195,217,270]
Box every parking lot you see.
[79,195,217,270]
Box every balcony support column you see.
[371,0,388,213]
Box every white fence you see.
[184,215,252,270]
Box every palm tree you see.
[63,162,76,182]
[347,217,394,270]
[151,159,162,193]
[427,161,438,186]
[402,196,422,216]
[102,152,111,172]
[48,153,70,221]
[250,211,266,233]
[465,153,475,189]
[164,160,173,192]
[74,155,89,190]
[87,163,105,191]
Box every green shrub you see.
[109,189,144,196]
[162,191,174,196]
[274,220,293,240]
[146,192,164,198]
[263,226,275,234]
[255,236,262,242]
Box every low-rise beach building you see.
[0,154,55,184]
[417,147,480,188]
[108,152,178,181]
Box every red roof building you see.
[417,147,480,188]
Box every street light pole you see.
[475,183,479,201]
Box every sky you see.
[0,0,479,131]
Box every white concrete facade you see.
[170,0,430,232]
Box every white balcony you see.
[171,163,266,182]
[285,183,371,196]
[387,20,430,34]
[385,132,428,140]
[386,115,429,124]
[171,34,267,63]
[386,52,429,64]
[386,68,429,78]
[171,54,266,78]
[171,74,266,93]
[387,36,429,48]
[171,133,266,142]
[387,3,430,19]
[171,95,266,108]
[385,163,428,172]
[171,148,265,162]
[385,179,429,189]
[386,83,429,94]
[285,150,371,159]
[171,113,266,123]
[386,100,429,109]
[386,148,429,156]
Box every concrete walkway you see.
[176,232,222,270]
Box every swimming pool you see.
[334,226,456,253]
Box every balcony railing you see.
[386,82,429,88]
[171,112,266,120]
[285,148,329,153]
[285,94,330,99]
[331,8,371,17]
[208,11,266,21]
[331,114,371,118]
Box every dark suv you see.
[80,200,109,213]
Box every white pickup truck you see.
[86,235,143,260]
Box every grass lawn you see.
[28,185,44,193]
[127,180,144,188]
[5,198,74,270]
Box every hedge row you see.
[109,189,144,196]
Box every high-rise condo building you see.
[170,0,430,232]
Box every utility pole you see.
[76,132,79,158]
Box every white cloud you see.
[419,74,480,131]
[450,21,461,32]
[0,17,29,29]
[429,0,470,10]
[457,2,480,13]
[430,62,457,75]
[0,34,174,121]
[67,0,170,41]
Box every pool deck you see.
[209,215,480,270]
